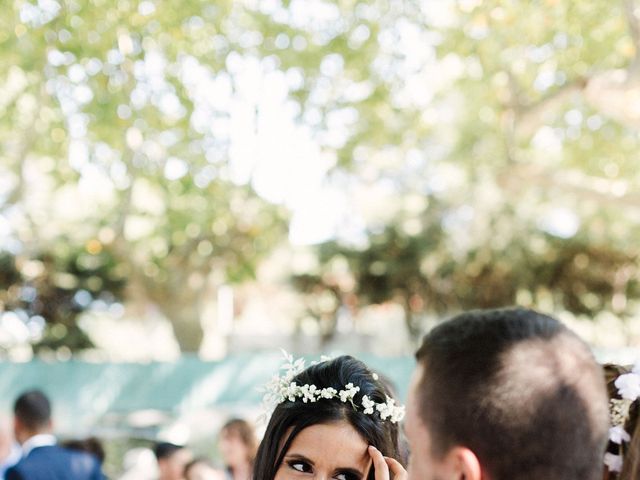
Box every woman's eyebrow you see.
[284,453,315,465]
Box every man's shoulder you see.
[10,446,102,478]
[21,444,69,461]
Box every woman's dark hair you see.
[252,355,402,480]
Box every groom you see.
[6,390,104,480]
[405,307,609,480]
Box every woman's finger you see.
[368,446,389,480]
[385,457,408,480]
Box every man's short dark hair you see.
[153,442,184,461]
[14,390,51,431]
[415,307,609,480]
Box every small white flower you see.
[378,398,393,420]
[300,385,310,403]
[376,402,390,420]
[286,382,300,402]
[300,384,319,403]
[604,453,624,473]
[615,372,640,401]
[320,387,337,399]
[339,383,360,402]
[392,405,406,423]
[372,373,379,381]
[259,351,406,426]
[362,395,375,414]
[609,425,631,445]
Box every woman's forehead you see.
[286,422,371,470]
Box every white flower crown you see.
[605,361,640,474]
[259,350,405,425]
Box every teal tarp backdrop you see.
[0,353,415,434]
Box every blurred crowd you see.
[0,390,257,480]
[0,309,637,480]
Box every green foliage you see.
[293,0,640,336]
[1,0,295,351]
[0,247,125,352]
[3,0,640,351]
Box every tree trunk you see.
[157,300,204,353]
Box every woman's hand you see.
[368,446,407,480]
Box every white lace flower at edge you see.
[615,362,640,401]
[609,425,631,445]
[259,350,405,425]
[605,453,624,473]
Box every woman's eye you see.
[288,461,312,473]
[335,473,359,480]
[335,474,357,480]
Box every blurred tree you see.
[0,0,293,351]
[293,0,640,338]
[1,0,429,351]
[3,0,640,352]
[0,247,125,353]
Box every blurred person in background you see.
[118,447,157,480]
[0,418,20,478]
[184,458,224,480]
[6,390,104,480]
[219,419,257,480]
[154,442,193,480]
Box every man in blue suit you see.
[5,390,104,480]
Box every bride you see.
[253,354,407,480]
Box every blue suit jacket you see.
[5,446,105,480]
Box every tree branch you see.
[513,78,588,139]
[497,164,640,208]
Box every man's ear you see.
[13,417,24,443]
[442,446,482,480]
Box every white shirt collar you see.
[21,434,56,458]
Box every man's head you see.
[13,390,52,445]
[406,307,609,480]
[154,442,192,480]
